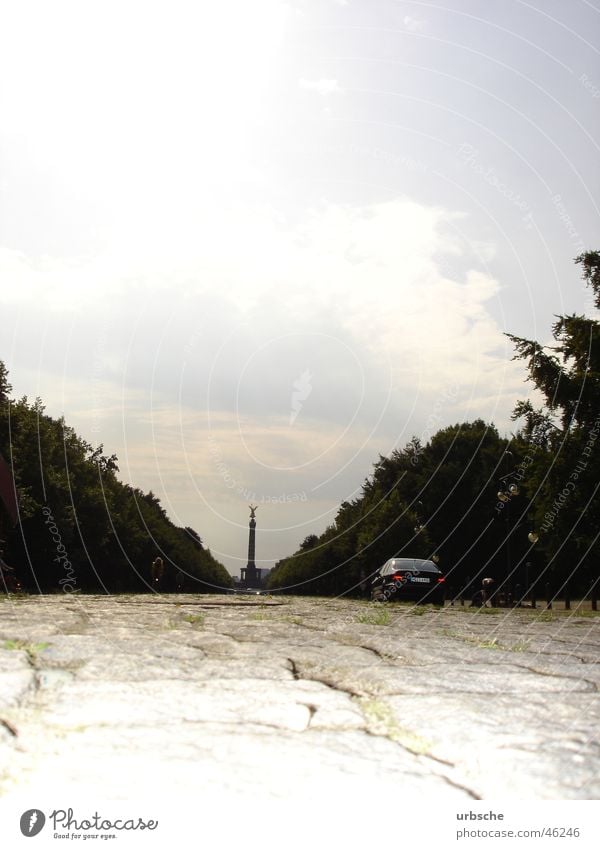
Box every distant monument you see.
[240,504,262,589]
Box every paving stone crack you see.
[437,773,481,800]
[0,718,18,737]
[299,703,318,729]
[287,664,365,699]
[358,722,457,770]
[2,596,599,800]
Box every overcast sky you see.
[1,0,599,576]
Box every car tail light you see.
[392,574,404,581]
[436,577,445,583]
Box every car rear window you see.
[381,558,441,575]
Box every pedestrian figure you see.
[151,556,165,590]
[175,569,185,593]
[481,577,495,607]
[471,577,495,607]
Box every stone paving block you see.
[4,723,471,802]
[0,596,598,801]
[382,692,600,799]
[38,677,365,734]
[0,649,36,709]
[0,671,36,709]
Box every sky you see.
[1,0,599,576]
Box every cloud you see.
[1,198,519,426]
[1,195,530,572]
[299,78,342,96]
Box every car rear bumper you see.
[374,580,445,603]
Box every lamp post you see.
[495,450,538,605]
[413,500,437,561]
[413,501,425,535]
[524,531,539,606]
[496,478,519,601]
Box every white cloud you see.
[0,0,589,575]
[1,198,520,417]
[1,196,527,517]
[299,78,342,96]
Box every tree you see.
[268,419,520,597]
[507,251,600,596]
[0,360,232,593]
[0,361,11,405]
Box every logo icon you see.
[19,810,46,837]
[290,369,313,425]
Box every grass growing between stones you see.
[3,639,50,660]
[477,638,501,649]
[508,640,531,652]
[536,611,555,622]
[183,614,205,627]
[440,632,503,650]
[280,615,304,625]
[569,609,600,618]
[357,609,391,626]
[358,697,432,754]
[440,630,535,653]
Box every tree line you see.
[267,251,600,599]
[0,365,232,594]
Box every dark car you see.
[371,557,445,605]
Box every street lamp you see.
[413,500,425,534]
[495,453,540,605]
[496,477,519,601]
[495,451,538,604]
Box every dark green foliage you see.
[269,252,600,600]
[0,370,232,594]
[508,250,600,595]
[0,361,11,404]
[268,420,513,596]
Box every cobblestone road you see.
[1,595,599,803]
